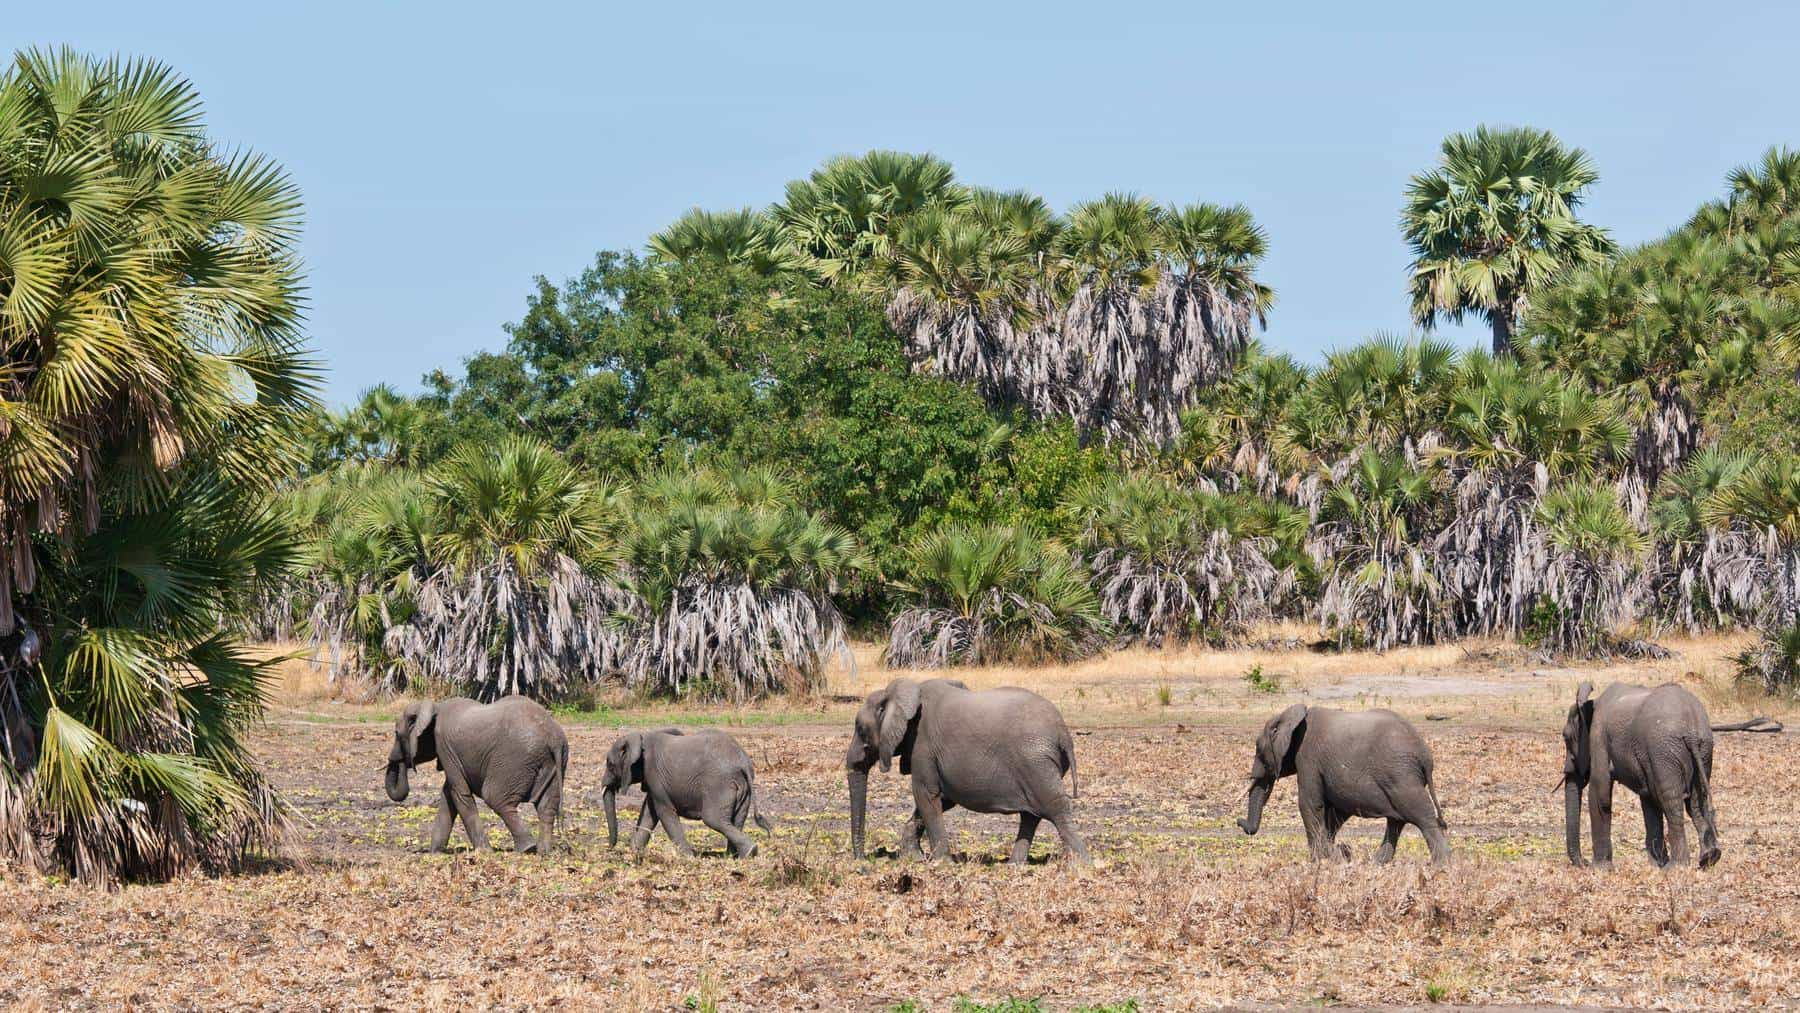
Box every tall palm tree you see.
[770,150,965,285]
[886,203,1040,409]
[1403,126,1616,355]
[0,49,317,882]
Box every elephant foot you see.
[739,842,759,859]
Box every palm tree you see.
[886,203,1040,409]
[1533,482,1649,655]
[1726,147,1800,229]
[1313,452,1449,649]
[648,207,803,276]
[886,524,1107,668]
[770,150,965,285]
[618,465,862,698]
[0,49,317,882]
[1403,126,1616,355]
[383,437,623,700]
[1053,192,1262,446]
[1071,477,1284,645]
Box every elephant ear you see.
[1572,681,1597,740]
[1267,704,1308,774]
[609,733,645,787]
[405,700,436,768]
[1574,681,1594,713]
[876,679,921,773]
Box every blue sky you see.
[20,2,1800,405]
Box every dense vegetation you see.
[0,49,316,883]
[292,138,1800,702]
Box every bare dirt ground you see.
[3,633,1798,1010]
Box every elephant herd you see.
[381,676,1779,870]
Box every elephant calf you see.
[384,696,568,854]
[1561,681,1724,869]
[847,677,1089,865]
[603,729,772,858]
[1238,704,1450,864]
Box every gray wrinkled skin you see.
[846,677,1089,865]
[383,696,568,855]
[1561,681,1721,869]
[1237,704,1451,865]
[602,729,772,858]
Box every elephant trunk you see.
[604,786,619,849]
[1238,780,1272,836]
[1563,778,1584,866]
[384,745,410,802]
[848,768,869,859]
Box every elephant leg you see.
[630,798,657,855]
[897,809,926,861]
[1657,787,1692,865]
[536,780,561,857]
[1296,773,1337,861]
[1374,818,1405,865]
[1640,795,1669,867]
[1587,766,1616,869]
[451,788,485,851]
[1298,796,1333,861]
[1685,788,1722,869]
[429,790,456,853]
[650,789,695,857]
[912,785,949,861]
[1045,809,1090,866]
[1394,788,1451,865]
[701,805,757,859]
[1009,813,1041,865]
[491,798,536,854]
[1322,807,1351,862]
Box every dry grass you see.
[3,636,1797,1009]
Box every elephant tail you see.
[747,767,773,833]
[528,739,569,809]
[1685,736,1714,816]
[1061,727,1078,801]
[1424,764,1447,828]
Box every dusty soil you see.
[1,635,1797,1010]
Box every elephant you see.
[602,729,772,858]
[383,695,567,854]
[1237,704,1451,864]
[1560,681,1727,869]
[846,677,1089,865]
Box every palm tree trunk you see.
[1490,309,1515,357]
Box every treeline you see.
[291,143,1800,701]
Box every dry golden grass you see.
[3,636,1796,1010]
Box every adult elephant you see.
[846,677,1089,865]
[1560,681,1737,869]
[383,696,568,854]
[1237,704,1451,864]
